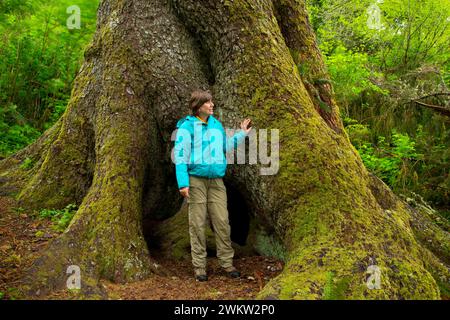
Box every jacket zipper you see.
[206,122,211,178]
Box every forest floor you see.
[0,196,283,300]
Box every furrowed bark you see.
[0,0,447,299]
[170,0,449,299]
[16,0,214,296]
[272,0,344,134]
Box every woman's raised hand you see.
[240,118,252,134]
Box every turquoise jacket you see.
[174,115,247,189]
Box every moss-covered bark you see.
[0,0,448,299]
[161,0,450,299]
[272,0,344,134]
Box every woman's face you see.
[198,99,214,116]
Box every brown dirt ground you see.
[0,196,283,300]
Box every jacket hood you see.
[176,115,191,128]
[176,115,218,128]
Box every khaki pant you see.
[187,175,234,273]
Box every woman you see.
[174,89,252,282]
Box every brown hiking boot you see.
[224,266,241,278]
[194,269,208,282]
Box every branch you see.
[414,92,450,100]
[412,100,450,117]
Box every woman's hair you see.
[190,89,212,115]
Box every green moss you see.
[15,62,96,210]
[436,278,450,299]
[323,271,351,300]
[255,231,287,262]
[258,240,441,299]
[19,157,35,170]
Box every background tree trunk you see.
[0,0,448,299]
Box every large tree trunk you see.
[0,0,448,299]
